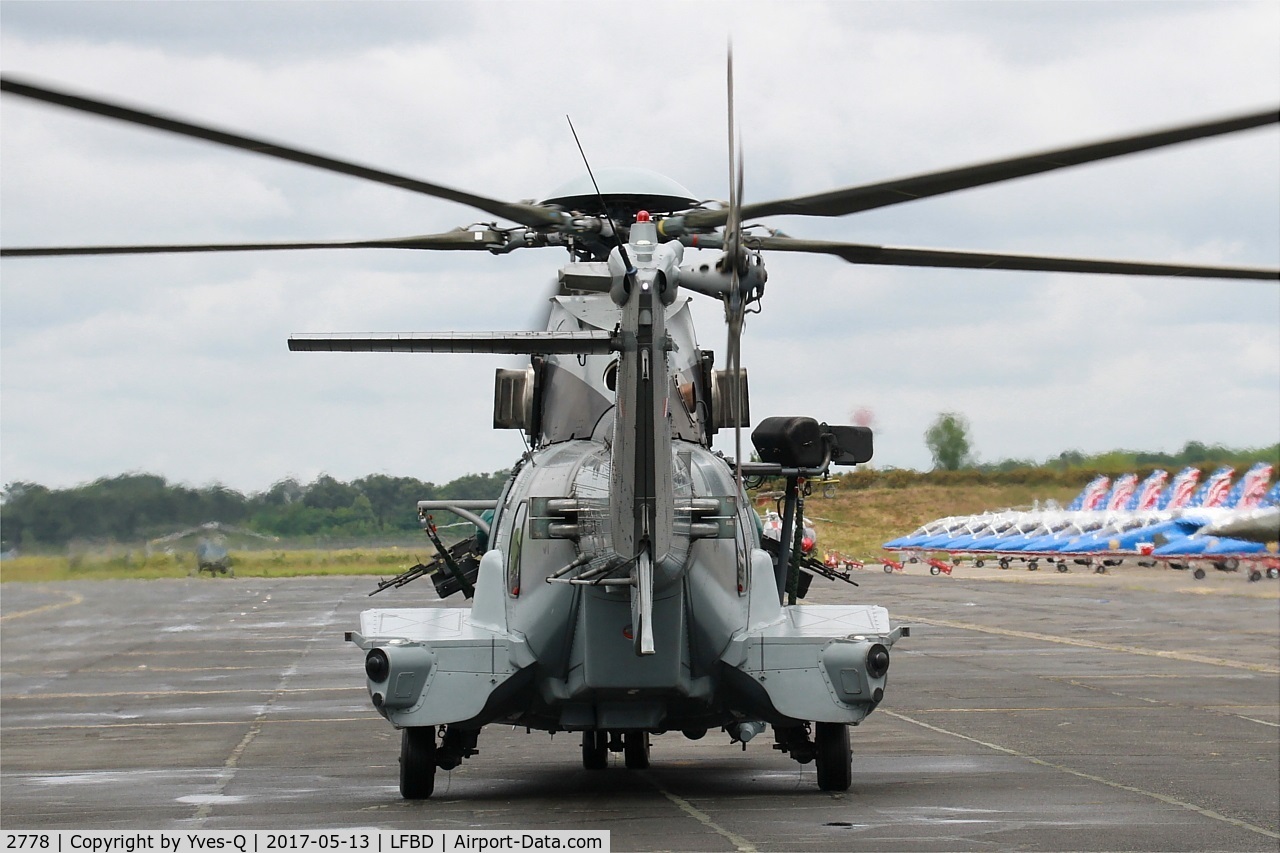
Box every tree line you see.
[923,412,1277,475]
[1,471,508,551]
[4,435,1275,551]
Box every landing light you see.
[366,648,390,682]
[866,643,890,679]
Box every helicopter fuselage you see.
[348,209,903,790]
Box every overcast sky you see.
[2,0,1277,494]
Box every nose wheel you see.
[582,730,608,770]
[814,722,851,791]
[624,731,651,769]
[399,726,437,799]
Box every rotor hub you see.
[541,167,698,218]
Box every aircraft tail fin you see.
[1067,475,1111,511]
[1187,466,1236,508]
[1129,469,1168,511]
[1225,462,1273,509]
[1159,467,1202,510]
[1105,473,1138,511]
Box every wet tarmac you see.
[2,567,1277,851]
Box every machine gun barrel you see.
[370,561,434,596]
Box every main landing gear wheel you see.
[399,726,437,799]
[623,732,650,769]
[582,731,608,770]
[814,722,851,792]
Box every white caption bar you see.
[1,832,609,853]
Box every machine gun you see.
[370,516,481,599]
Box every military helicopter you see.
[147,522,280,578]
[1,69,1276,799]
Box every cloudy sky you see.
[2,0,1277,494]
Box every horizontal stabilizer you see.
[289,331,617,354]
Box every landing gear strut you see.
[774,722,852,791]
[582,730,652,770]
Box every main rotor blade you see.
[0,77,566,230]
[752,236,1280,280]
[684,107,1279,228]
[289,331,617,355]
[724,46,744,492]
[0,228,508,258]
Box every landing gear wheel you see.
[623,732,650,769]
[1193,568,1206,580]
[399,726,437,799]
[814,722,851,792]
[582,731,608,770]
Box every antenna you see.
[565,116,633,272]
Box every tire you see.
[1095,565,1106,574]
[1267,568,1279,580]
[883,564,893,574]
[399,726,437,799]
[1249,570,1262,583]
[582,730,608,770]
[1193,568,1206,580]
[623,732,650,769]
[1027,561,1038,571]
[814,722,851,792]
[975,560,985,568]
[1057,563,1068,573]
[999,559,1010,570]
[823,484,837,499]
[929,565,940,576]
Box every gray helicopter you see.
[1,71,1276,799]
